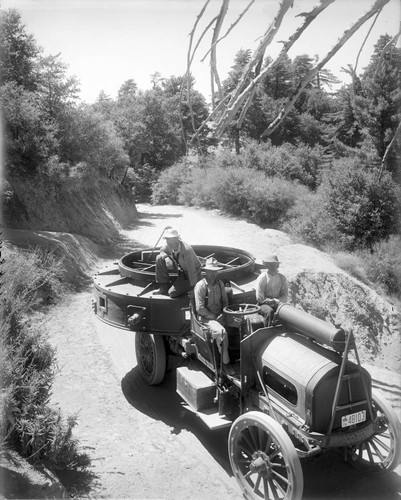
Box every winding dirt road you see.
[47,204,401,499]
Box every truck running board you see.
[181,403,233,430]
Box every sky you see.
[1,0,400,103]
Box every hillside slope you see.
[3,175,138,243]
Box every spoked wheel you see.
[229,411,303,500]
[135,331,167,385]
[347,390,401,475]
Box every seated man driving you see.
[194,257,235,376]
[256,254,288,326]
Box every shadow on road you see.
[121,356,233,477]
[136,210,183,221]
[121,356,401,500]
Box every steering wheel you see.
[223,303,261,317]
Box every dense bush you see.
[281,190,340,248]
[255,142,324,190]
[153,161,307,227]
[0,246,88,469]
[207,141,324,189]
[320,158,399,249]
[361,235,401,297]
[151,159,193,204]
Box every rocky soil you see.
[2,203,401,499]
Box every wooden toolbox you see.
[176,366,216,411]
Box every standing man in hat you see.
[256,255,288,326]
[194,257,234,375]
[154,228,202,297]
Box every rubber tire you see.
[228,411,303,500]
[348,390,401,475]
[135,331,167,385]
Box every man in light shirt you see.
[194,257,235,376]
[256,255,288,326]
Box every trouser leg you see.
[168,272,192,298]
[260,304,274,327]
[155,254,175,284]
[208,320,230,364]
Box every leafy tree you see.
[162,74,212,154]
[0,9,40,90]
[136,89,182,168]
[59,106,128,178]
[36,53,80,119]
[359,35,401,173]
[262,53,294,99]
[330,82,364,149]
[118,79,137,104]
[92,89,115,118]
[0,82,58,173]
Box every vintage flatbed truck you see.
[93,244,401,500]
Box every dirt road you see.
[47,204,401,499]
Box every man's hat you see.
[163,228,180,239]
[204,257,223,271]
[263,255,280,265]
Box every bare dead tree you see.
[186,0,394,143]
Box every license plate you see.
[342,410,366,427]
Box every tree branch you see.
[214,0,334,137]
[201,0,255,62]
[210,0,230,106]
[261,0,390,139]
[377,120,401,180]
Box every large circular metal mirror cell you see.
[228,411,303,500]
[119,245,256,286]
[135,332,167,385]
[347,390,401,475]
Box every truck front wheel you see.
[135,332,167,385]
[229,411,303,500]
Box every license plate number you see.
[342,410,366,427]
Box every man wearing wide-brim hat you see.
[256,254,288,326]
[154,227,202,297]
[194,257,234,375]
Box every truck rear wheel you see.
[135,332,166,385]
[347,390,401,475]
[228,411,303,500]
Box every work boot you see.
[153,283,169,295]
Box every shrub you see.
[3,246,65,313]
[0,246,88,469]
[178,166,217,208]
[242,140,324,189]
[179,164,305,227]
[281,190,340,248]
[320,158,399,249]
[361,235,401,297]
[151,159,192,204]
[245,175,308,227]
[332,251,370,285]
